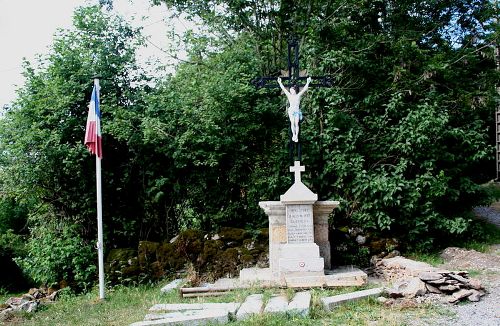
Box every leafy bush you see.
[16,220,96,292]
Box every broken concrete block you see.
[321,288,384,311]
[236,294,263,320]
[287,291,311,317]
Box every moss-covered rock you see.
[105,248,140,284]
[198,239,224,266]
[257,228,269,241]
[240,254,254,267]
[138,241,159,268]
[218,227,248,243]
[210,247,240,278]
[175,229,204,260]
[106,248,137,265]
[156,242,185,272]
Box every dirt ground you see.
[409,245,500,326]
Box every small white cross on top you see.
[290,161,305,184]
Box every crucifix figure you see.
[278,76,311,143]
[252,37,333,165]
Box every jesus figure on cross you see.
[277,76,312,142]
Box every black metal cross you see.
[252,37,333,167]
[252,38,334,89]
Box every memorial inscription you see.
[286,204,314,243]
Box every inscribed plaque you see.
[286,204,314,243]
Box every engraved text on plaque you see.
[286,204,314,243]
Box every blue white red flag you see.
[84,82,102,158]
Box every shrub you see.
[15,221,96,292]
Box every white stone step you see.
[236,294,264,320]
[321,287,384,311]
[129,308,228,326]
[287,291,311,316]
[263,295,288,313]
[160,279,184,293]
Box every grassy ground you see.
[3,219,497,325]
[2,282,448,326]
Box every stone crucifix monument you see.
[240,38,367,287]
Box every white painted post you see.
[94,78,105,300]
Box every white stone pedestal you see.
[239,161,367,288]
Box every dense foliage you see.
[0,0,498,289]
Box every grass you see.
[1,281,451,326]
[462,221,500,253]
[406,251,444,267]
[6,284,166,326]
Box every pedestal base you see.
[239,266,367,288]
[278,243,324,275]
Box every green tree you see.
[155,0,498,249]
[142,33,287,230]
[0,5,152,287]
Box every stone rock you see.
[383,250,400,259]
[375,256,437,281]
[21,293,35,301]
[218,227,248,243]
[387,278,427,298]
[439,284,460,292]
[468,278,483,290]
[448,289,473,303]
[138,241,160,268]
[46,290,59,301]
[425,283,442,294]
[402,277,427,298]
[427,278,447,285]
[444,280,459,285]
[377,296,388,304]
[383,298,395,306]
[356,235,366,245]
[386,287,404,298]
[447,273,469,284]
[467,289,482,302]
[418,272,443,281]
[19,301,39,313]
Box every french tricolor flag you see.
[85,82,102,158]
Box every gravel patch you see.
[409,247,500,326]
[473,206,500,227]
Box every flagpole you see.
[94,77,105,300]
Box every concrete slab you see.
[160,279,184,293]
[287,291,311,316]
[211,277,242,289]
[239,268,282,287]
[321,287,384,311]
[285,268,367,288]
[130,308,228,326]
[149,302,239,313]
[263,295,288,313]
[236,294,264,320]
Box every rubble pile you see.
[372,256,487,304]
[0,287,59,321]
[385,271,486,303]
